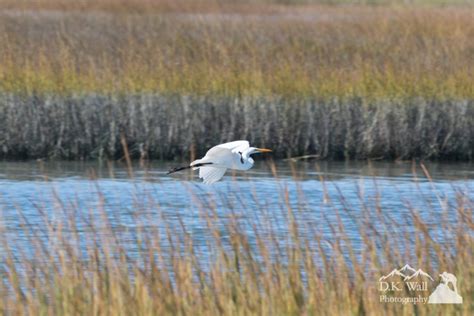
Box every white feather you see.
[213,140,249,153]
[190,147,232,169]
[199,166,227,184]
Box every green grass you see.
[0,2,472,99]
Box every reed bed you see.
[0,165,472,315]
[0,2,472,98]
[2,0,473,13]
[1,2,473,161]
[1,94,473,160]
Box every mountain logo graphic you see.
[398,264,417,275]
[379,264,433,282]
[404,269,434,281]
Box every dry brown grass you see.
[0,1,472,98]
[1,1,473,13]
[0,0,272,14]
[0,165,472,315]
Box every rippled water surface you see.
[1,160,473,260]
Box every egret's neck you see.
[243,147,257,159]
[240,148,255,170]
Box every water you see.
[1,160,473,264]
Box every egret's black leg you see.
[167,162,213,175]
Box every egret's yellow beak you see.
[257,148,272,153]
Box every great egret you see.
[167,140,272,184]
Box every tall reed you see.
[0,164,472,315]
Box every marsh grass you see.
[1,1,473,161]
[0,163,472,315]
[1,94,473,160]
[0,2,473,98]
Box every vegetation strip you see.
[1,94,472,160]
[0,5,472,98]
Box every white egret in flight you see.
[167,140,272,184]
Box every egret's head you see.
[248,147,272,155]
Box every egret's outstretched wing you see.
[199,166,227,184]
[191,147,234,168]
[212,140,249,154]
[196,141,248,166]
[191,146,234,183]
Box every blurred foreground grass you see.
[0,1,472,99]
[0,164,472,315]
